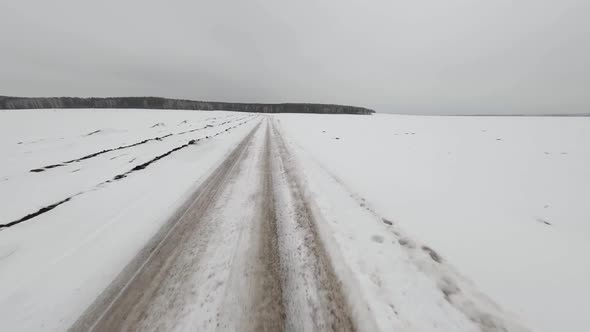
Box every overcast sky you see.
[1,0,588,114]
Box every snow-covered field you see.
[0,109,259,331]
[0,109,588,331]
[276,113,590,332]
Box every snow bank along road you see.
[5,109,579,331]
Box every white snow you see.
[0,109,259,331]
[1,109,588,331]
[275,113,590,332]
[0,109,251,221]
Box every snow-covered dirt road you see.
[65,118,525,332]
[6,109,584,331]
[70,119,360,331]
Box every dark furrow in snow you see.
[85,130,102,136]
[102,119,251,183]
[0,117,257,229]
[0,197,75,229]
[29,115,251,173]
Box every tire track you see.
[70,121,262,332]
[240,121,286,331]
[270,120,357,331]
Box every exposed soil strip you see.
[1,118,257,229]
[0,197,74,229]
[19,138,44,145]
[101,118,254,184]
[29,115,251,173]
[109,154,127,160]
[85,130,102,136]
[29,134,172,172]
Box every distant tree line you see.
[0,96,375,115]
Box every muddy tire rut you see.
[270,121,357,332]
[241,121,286,331]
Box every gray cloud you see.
[1,0,589,114]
